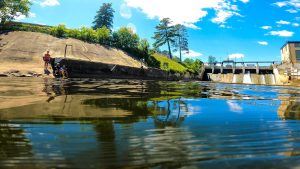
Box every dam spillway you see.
[203,61,280,85]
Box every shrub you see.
[79,27,97,42]
[183,58,203,74]
[95,26,111,45]
[50,24,68,38]
[68,28,81,39]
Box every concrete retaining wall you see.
[57,58,167,80]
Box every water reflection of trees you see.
[0,121,33,166]
[154,99,188,128]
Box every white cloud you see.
[125,0,247,29]
[14,13,26,21]
[120,3,132,19]
[29,12,37,18]
[40,0,60,7]
[276,20,291,25]
[182,50,203,58]
[14,12,36,21]
[286,9,298,13]
[261,26,272,30]
[293,23,300,26]
[274,1,288,7]
[212,10,241,24]
[274,0,300,13]
[269,30,294,37]
[127,23,137,33]
[240,0,250,3]
[258,41,268,45]
[220,24,232,28]
[228,53,245,59]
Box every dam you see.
[202,61,282,85]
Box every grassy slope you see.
[152,53,187,73]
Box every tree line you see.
[0,1,203,75]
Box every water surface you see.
[1,78,300,169]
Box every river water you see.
[0,78,300,169]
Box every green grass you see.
[152,53,187,73]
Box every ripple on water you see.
[0,79,300,168]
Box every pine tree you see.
[173,24,189,62]
[153,18,177,59]
[92,3,115,31]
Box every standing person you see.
[43,51,51,70]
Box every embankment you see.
[0,31,153,78]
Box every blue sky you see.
[19,0,300,62]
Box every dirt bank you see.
[0,31,144,77]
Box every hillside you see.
[153,53,187,73]
[0,31,144,76]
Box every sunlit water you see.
[1,78,300,169]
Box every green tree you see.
[92,3,115,31]
[112,27,139,50]
[183,58,203,74]
[208,55,216,64]
[95,26,111,45]
[0,0,31,24]
[50,24,68,38]
[79,27,97,42]
[138,38,150,55]
[173,24,189,62]
[153,18,177,59]
[68,28,81,39]
[172,56,181,63]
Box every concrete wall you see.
[57,58,167,80]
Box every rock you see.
[27,71,38,75]
[10,73,22,77]
[23,74,33,77]
[0,73,8,77]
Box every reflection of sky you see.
[5,81,300,168]
[154,98,202,118]
[227,100,243,114]
[16,97,298,168]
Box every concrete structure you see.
[204,61,278,75]
[281,41,300,64]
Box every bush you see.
[95,26,111,45]
[68,28,81,39]
[50,24,68,38]
[0,22,51,34]
[183,58,203,74]
[79,27,97,42]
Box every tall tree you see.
[208,56,217,64]
[0,0,31,24]
[173,24,189,62]
[138,38,150,55]
[92,3,115,31]
[153,18,177,59]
